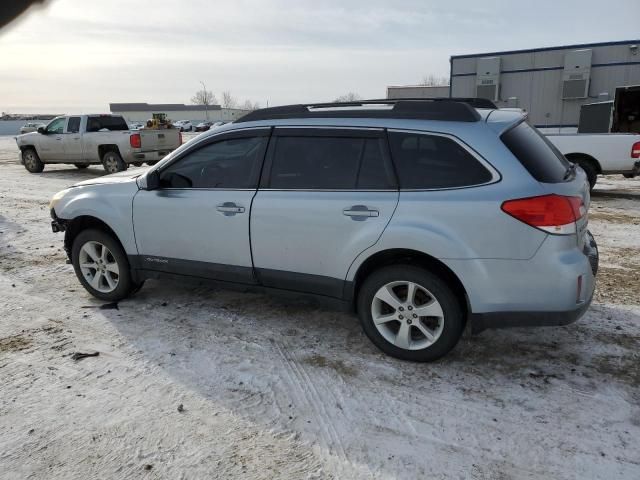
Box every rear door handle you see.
[343,205,379,220]
[216,202,245,215]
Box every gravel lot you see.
[1,134,639,479]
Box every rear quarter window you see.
[501,122,570,183]
[388,131,493,189]
[86,116,129,132]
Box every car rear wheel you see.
[23,148,44,173]
[71,229,136,301]
[146,161,158,166]
[357,265,464,362]
[131,162,144,167]
[102,151,126,174]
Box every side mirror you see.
[145,169,161,190]
[37,126,46,134]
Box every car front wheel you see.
[71,229,137,301]
[23,148,44,173]
[357,265,464,362]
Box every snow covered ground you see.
[1,135,639,479]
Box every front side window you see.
[67,117,81,133]
[46,117,65,134]
[268,135,394,190]
[159,136,268,189]
[388,132,493,189]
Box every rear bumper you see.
[130,150,171,162]
[471,293,592,334]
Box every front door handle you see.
[216,202,245,216]
[343,205,379,221]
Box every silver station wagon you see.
[49,99,598,361]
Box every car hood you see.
[72,169,146,187]
[16,132,38,142]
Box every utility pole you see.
[200,80,208,120]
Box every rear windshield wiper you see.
[563,162,577,181]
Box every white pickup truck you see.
[546,133,640,189]
[15,114,181,174]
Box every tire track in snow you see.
[274,342,351,465]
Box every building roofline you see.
[450,39,640,60]
[387,84,450,89]
[109,102,228,112]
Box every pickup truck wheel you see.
[71,229,134,301]
[146,161,159,166]
[102,151,126,174]
[131,162,143,167]
[23,148,44,173]
[74,164,89,169]
[357,265,464,362]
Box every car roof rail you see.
[235,98,484,123]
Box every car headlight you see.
[49,188,71,210]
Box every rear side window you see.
[501,122,570,183]
[67,116,81,133]
[86,116,129,132]
[388,132,493,189]
[268,135,394,190]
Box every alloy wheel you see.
[371,280,445,350]
[79,241,120,293]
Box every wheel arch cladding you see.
[64,216,124,261]
[350,248,470,320]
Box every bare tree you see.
[333,92,362,103]
[191,88,217,106]
[420,74,449,86]
[221,91,238,109]
[240,99,260,111]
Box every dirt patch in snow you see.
[301,354,358,378]
[0,334,32,353]
[589,210,640,225]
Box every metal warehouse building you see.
[450,40,640,131]
[109,103,248,124]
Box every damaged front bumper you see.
[50,208,67,233]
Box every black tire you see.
[146,161,159,166]
[623,173,635,179]
[22,148,44,173]
[577,160,598,190]
[357,265,464,362]
[102,150,127,174]
[71,229,134,301]
[74,164,89,169]
[131,162,144,167]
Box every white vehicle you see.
[15,114,181,174]
[19,122,46,134]
[128,122,145,130]
[173,120,193,132]
[546,133,640,189]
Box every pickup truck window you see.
[67,117,81,133]
[502,122,570,183]
[46,117,65,134]
[86,116,129,132]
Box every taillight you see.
[501,194,584,235]
[631,141,640,159]
[130,133,141,149]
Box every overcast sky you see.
[2,0,639,113]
